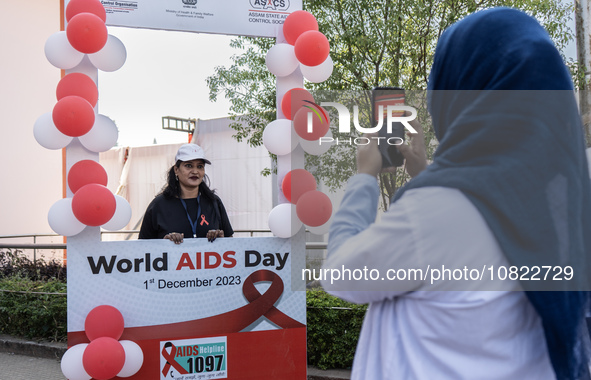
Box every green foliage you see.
[306,288,367,369]
[207,0,578,203]
[0,276,67,341]
[0,249,67,282]
[0,250,67,341]
[306,0,576,91]
[206,37,276,151]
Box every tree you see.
[207,0,577,208]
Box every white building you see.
[0,1,63,241]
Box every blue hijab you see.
[394,8,591,379]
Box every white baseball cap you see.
[175,144,211,164]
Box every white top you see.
[321,174,554,380]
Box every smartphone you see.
[372,87,405,168]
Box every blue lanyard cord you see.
[180,195,201,238]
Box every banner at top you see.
[100,0,303,37]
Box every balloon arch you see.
[37,5,335,242]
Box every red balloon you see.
[296,190,332,227]
[68,160,108,194]
[84,305,125,341]
[294,30,330,67]
[282,169,317,204]
[72,184,116,226]
[66,13,108,54]
[56,73,98,107]
[66,0,107,22]
[293,105,330,141]
[281,88,315,120]
[82,337,125,380]
[52,96,95,137]
[283,10,318,45]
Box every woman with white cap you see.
[139,143,233,243]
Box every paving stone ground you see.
[0,351,63,380]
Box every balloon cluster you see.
[61,305,144,380]
[265,10,333,83]
[45,0,127,72]
[36,0,131,236]
[265,11,334,237]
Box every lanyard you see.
[180,195,201,238]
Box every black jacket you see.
[139,193,233,239]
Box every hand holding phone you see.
[372,87,406,168]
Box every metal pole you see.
[575,0,591,144]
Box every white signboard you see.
[67,237,307,379]
[99,0,303,37]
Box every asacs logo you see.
[250,0,290,11]
[182,0,197,4]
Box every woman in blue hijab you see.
[323,7,591,379]
[404,7,591,379]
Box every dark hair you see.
[161,160,217,201]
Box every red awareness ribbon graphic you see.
[242,270,304,328]
[161,342,189,377]
[200,215,209,226]
[69,270,304,345]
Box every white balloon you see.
[102,195,132,231]
[301,56,334,83]
[45,31,84,70]
[265,43,299,77]
[263,119,297,156]
[307,217,333,235]
[268,203,303,238]
[61,344,91,380]
[300,129,333,156]
[33,112,73,150]
[79,114,119,152]
[48,198,86,236]
[117,340,144,377]
[89,34,127,72]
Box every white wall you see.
[0,1,63,238]
[100,143,184,239]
